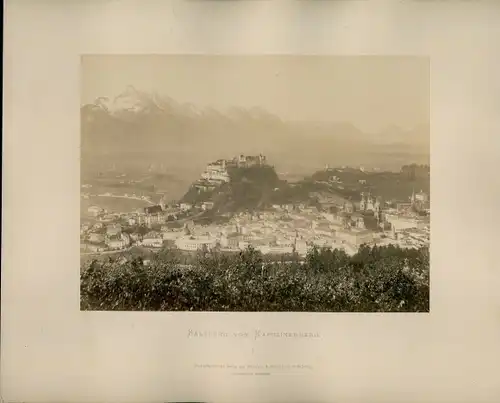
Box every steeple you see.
[374,196,380,212]
[360,192,366,211]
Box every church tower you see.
[374,197,381,215]
[359,193,366,211]
[375,206,383,224]
[366,192,374,211]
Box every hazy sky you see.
[81,55,429,132]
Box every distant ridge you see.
[81,87,430,175]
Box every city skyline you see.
[80,55,430,313]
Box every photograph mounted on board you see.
[80,55,430,312]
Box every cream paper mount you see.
[2,1,500,403]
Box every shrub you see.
[80,245,429,312]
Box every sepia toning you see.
[80,55,430,312]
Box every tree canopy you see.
[81,244,429,312]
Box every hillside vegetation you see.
[80,244,429,312]
[180,162,430,215]
[182,165,288,212]
[310,166,430,202]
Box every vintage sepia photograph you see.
[5,0,500,401]
[80,55,430,312]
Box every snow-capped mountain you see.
[80,86,430,174]
[90,86,171,116]
[84,85,287,123]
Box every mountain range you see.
[81,86,430,177]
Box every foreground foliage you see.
[80,245,429,312]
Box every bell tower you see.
[360,193,366,211]
[366,192,374,211]
[374,197,380,214]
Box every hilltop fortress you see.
[195,154,268,190]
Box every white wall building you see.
[335,228,374,246]
[416,191,429,203]
[385,214,426,232]
[201,160,231,183]
[175,235,217,251]
[88,233,105,244]
[238,241,250,250]
[87,205,103,217]
[201,201,215,211]
[257,245,294,255]
[141,231,163,248]
[108,240,125,250]
[201,171,230,183]
[142,237,164,248]
[180,203,193,212]
[84,243,106,253]
[106,224,122,237]
[295,240,309,257]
